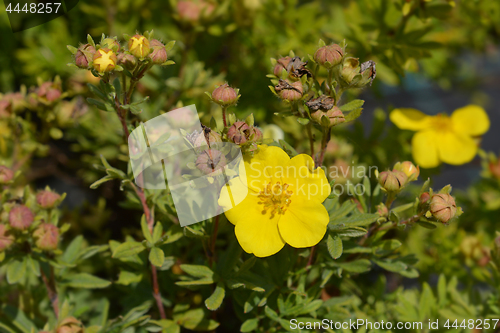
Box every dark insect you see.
[274,79,302,93]
[306,95,335,112]
[286,57,312,79]
[360,60,376,86]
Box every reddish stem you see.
[41,268,59,317]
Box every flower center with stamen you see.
[431,114,452,132]
[258,182,293,218]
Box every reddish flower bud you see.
[227,121,250,145]
[376,203,388,217]
[189,128,222,148]
[75,44,96,69]
[378,170,408,192]
[36,190,61,209]
[430,193,457,223]
[148,39,168,64]
[419,192,430,204]
[211,83,239,106]
[489,159,500,180]
[9,205,34,230]
[128,35,151,59]
[57,317,84,333]
[0,224,14,251]
[0,165,14,184]
[93,48,117,74]
[177,0,215,22]
[117,52,137,70]
[311,106,345,127]
[33,223,59,251]
[195,149,227,175]
[275,80,303,102]
[314,44,343,69]
[38,82,62,102]
[273,56,292,76]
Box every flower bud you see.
[419,192,430,204]
[376,203,388,217]
[93,48,117,74]
[128,35,151,59]
[117,52,137,70]
[33,223,59,251]
[188,127,222,148]
[394,161,419,181]
[340,57,360,86]
[227,121,250,145]
[101,37,121,52]
[314,44,343,69]
[211,83,239,106]
[195,149,227,175]
[378,170,408,192]
[0,224,14,252]
[38,82,62,102]
[430,193,457,223]
[489,159,500,180]
[311,106,345,127]
[74,43,96,69]
[148,39,168,64]
[9,205,34,230]
[274,80,303,102]
[0,165,14,184]
[57,317,84,333]
[36,190,61,209]
[177,0,215,22]
[273,56,292,76]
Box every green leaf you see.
[112,241,146,259]
[112,77,121,99]
[264,306,280,321]
[340,99,364,112]
[165,40,176,52]
[1,305,36,333]
[205,283,225,311]
[330,213,378,228]
[327,234,343,259]
[149,247,165,267]
[297,118,310,125]
[374,259,407,273]
[344,108,363,122]
[438,274,447,307]
[141,215,153,244]
[373,239,402,255]
[62,235,84,264]
[180,264,214,278]
[175,278,214,286]
[419,282,435,321]
[328,200,357,221]
[334,227,367,237]
[116,270,143,286]
[61,273,111,289]
[152,222,163,243]
[334,259,371,273]
[416,221,437,229]
[278,139,298,157]
[7,259,27,284]
[240,318,259,332]
[87,83,108,100]
[90,175,113,189]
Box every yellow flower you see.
[128,35,151,59]
[92,48,117,74]
[390,105,490,168]
[218,145,331,257]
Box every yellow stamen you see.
[257,181,293,218]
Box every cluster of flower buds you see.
[26,77,65,107]
[378,161,420,193]
[306,95,345,128]
[68,32,174,76]
[270,52,313,104]
[227,119,263,146]
[419,185,462,223]
[0,91,25,117]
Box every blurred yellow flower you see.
[390,105,490,168]
[219,145,331,257]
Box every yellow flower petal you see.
[390,108,432,131]
[283,154,330,203]
[278,201,329,248]
[451,105,490,136]
[234,214,285,257]
[219,177,256,225]
[243,145,290,191]
[437,131,477,165]
[411,130,440,168]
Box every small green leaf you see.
[334,259,371,273]
[90,175,113,189]
[205,283,225,311]
[334,227,367,237]
[327,234,343,259]
[297,117,310,125]
[141,215,153,244]
[112,241,146,259]
[180,264,214,278]
[112,77,121,99]
[240,318,259,332]
[152,222,163,243]
[149,247,165,268]
[340,99,364,112]
[264,306,280,321]
[116,270,143,285]
[344,108,363,122]
[62,273,111,289]
[7,259,27,284]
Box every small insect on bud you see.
[430,193,457,223]
[274,79,303,102]
[128,35,151,59]
[0,165,14,184]
[0,224,14,252]
[33,223,60,251]
[100,37,121,52]
[273,56,292,76]
[36,190,62,209]
[195,149,227,176]
[394,161,419,181]
[378,170,408,192]
[314,44,343,69]
[9,205,34,230]
[311,106,345,127]
[148,39,168,64]
[211,83,239,107]
[56,317,84,333]
[117,52,137,70]
[74,43,96,69]
[93,48,117,74]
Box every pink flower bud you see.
[376,203,388,216]
[419,192,430,204]
[117,52,137,70]
[33,223,60,251]
[273,56,292,76]
[0,224,14,251]
[430,193,457,223]
[36,190,61,209]
[177,0,215,22]
[311,106,345,127]
[148,39,168,64]
[378,170,408,192]
[9,205,34,230]
[38,82,62,102]
[227,121,250,145]
[75,44,96,69]
[211,83,239,106]
[0,165,14,184]
[314,44,343,69]
[128,35,151,59]
[195,149,227,175]
[275,80,303,102]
